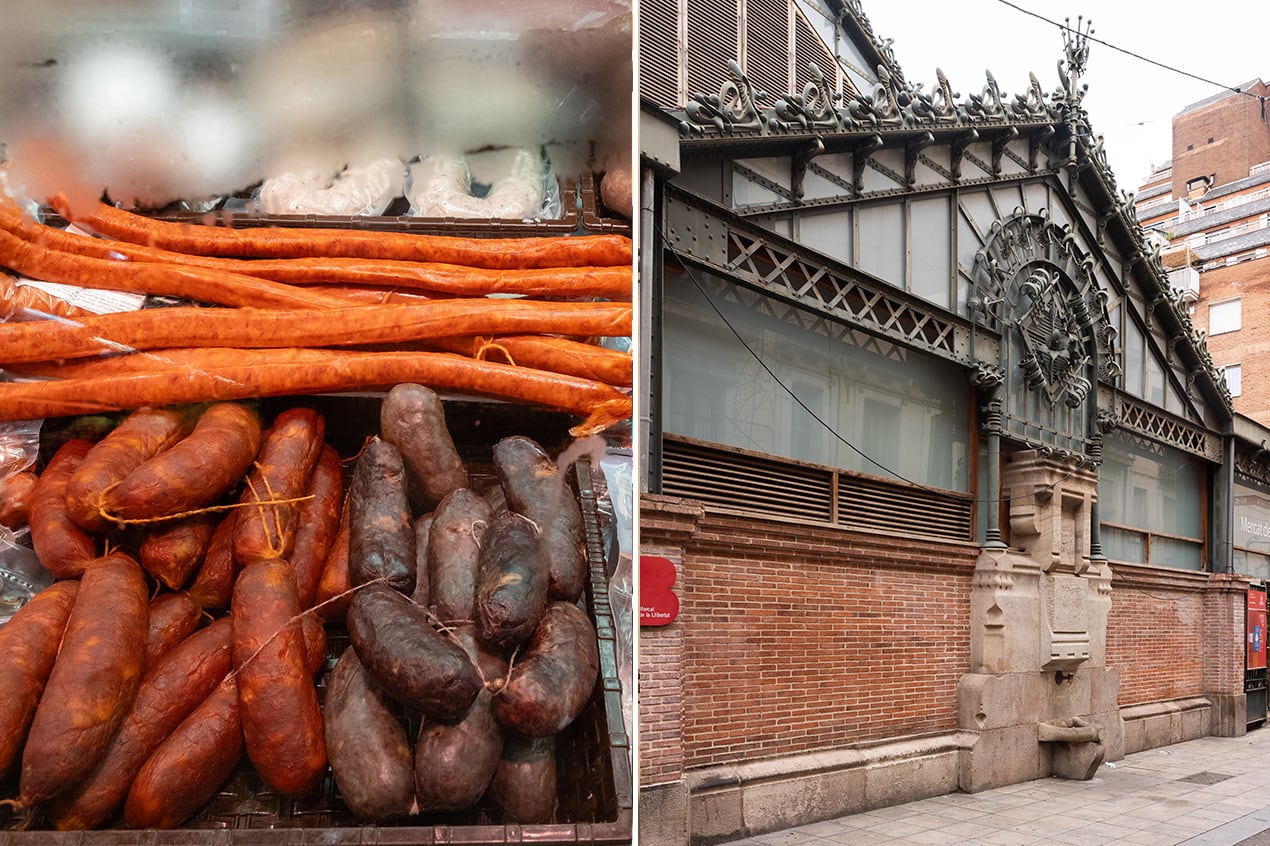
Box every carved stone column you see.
[958,449,1122,792]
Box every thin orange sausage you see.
[0,298,632,365]
[0,349,631,435]
[52,194,633,269]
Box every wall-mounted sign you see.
[640,555,679,627]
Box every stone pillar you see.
[958,450,1123,792]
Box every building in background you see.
[638,3,1270,845]
[1134,81,1270,422]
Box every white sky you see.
[859,0,1266,191]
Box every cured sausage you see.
[493,436,587,602]
[492,601,599,738]
[324,646,415,822]
[487,733,557,823]
[28,439,98,579]
[290,444,344,608]
[19,552,149,805]
[185,513,236,612]
[379,383,468,511]
[143,590,203,667]
[0,580,79,779]
[232,407,325,567]
[139,512,219,590]
[0,469,38,529]
[411,513,434,607]
[428,488,492,624]
[346,583,482,722]
[313,498,352,621]
[48,618,233,831]
[347,437,415,594]
[103,402,262,522]
[231,559,327,798]
[65,406,194,532]
[474,510,549,652]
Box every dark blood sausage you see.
[379,383,468,512]
[144,590,203,667]
[493,436,586,603]
[492,601,599,738]
[233,407,325,567]
[474,511,549,652]
[48,618,233,831]
[122,610,328,830]
[139,511,219,590]
[0,468,37,529]
[347,583,482,722]
[0,580,79,779]
[428,488,493,624]
[231,559,327,798]
[28,438,98,579]
[411,513,434,607]
[314,497,352,621]
[290,444,344,608]
[487,733,558,824]
[348,437,415,594]
[324,646,415,822]
[19,552,149,805]
[103,402,262,522]
[65,406,195,532]
[123,676,243,830]
[186,513,236,612]
[414,627,506,812]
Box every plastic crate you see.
[579,172,632,236]
[0,400,632,846]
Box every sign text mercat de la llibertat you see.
[640,555,679,626]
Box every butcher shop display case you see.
[0,1,634,843]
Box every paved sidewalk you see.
[722,726,1270,846]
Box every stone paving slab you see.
[719,727,1270,846]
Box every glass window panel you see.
[1234,549,1270,581]
[1235,483,1270,553]
[1225,364,1243,397]
[1100,431,1203,538]
[857,202,904,286]
[800,210,852,266]
[1102,525,1145,564]
[1145,356,1166,407]
[910,196,951,308]
[662,266,969,491]
[1210,299,1241,335]
[1150,537,1203,570]
[1122,318,1145,397]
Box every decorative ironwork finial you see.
[1060,16,1093,103]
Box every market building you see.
[636,2,1270,844]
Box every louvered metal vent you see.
[639,0,681,107]
[838,474,972,541]
[662,438,834,522]
[661,437,973,542]
[792,7,839,94]
[686,0,739,99]
[745,0,790,103]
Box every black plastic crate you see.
[0,401,632,846]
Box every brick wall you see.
[1190,259,1270,424]
[640,494,977,772]
[637,550,687,787]
[1172,81,1270,195]
[1106,564,1250,706]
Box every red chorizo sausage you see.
[65,406,195,532]
[0,580,79,779]
[139,512,219,590]
[185,513,237,612]
[19,552,149,805]
[143,590,203,667]
[103,402,262,522]
[232,407,325,568]
[48,617,233,830]
[122,676,242,830]
[231,559,327,797]
[290,443,344,608]
[0,469,38,529]
[313,498,352,621]
[28,439,98,579]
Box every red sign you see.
[1248,589,1266,671]
[640,555,680,627]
